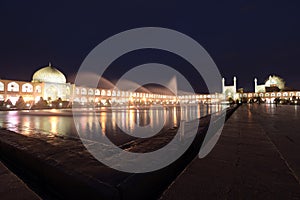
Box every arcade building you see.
[0,63,299,108]
[0,63,221,108]
[222,76,300,103]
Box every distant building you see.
[254,75,285,93]
[0,63,221,106]
[222,76,238,100]
[32,63,73,101]
[0,63,299,106]
[0,63,73,105]
[222,75,300,103]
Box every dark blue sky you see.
[0,0,300,92]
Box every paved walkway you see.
[0,161,40,200]
[162,104,300,199]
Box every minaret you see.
[233,76,237,93]
[222,78,225,94]
[254,78,258,93]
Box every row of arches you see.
[74,87,176,99]
[0,81,42,93]
[240,92,300,98]
[73,87,218,101]
[75,88,100,96]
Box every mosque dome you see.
[32,63,66,84]
[265,75,285,90]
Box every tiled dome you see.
[32,63,66,84]
[265,75,285,90]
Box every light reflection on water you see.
[0,104,227,145]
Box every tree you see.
[292,96,297,102]
[5,99,13,106]
[257,96,263,104]
[274,97,280,106]
[106,99,111,106]
[35,97,48,108]
[15,96,26,109]
[241,97,248,104]
[228,97,235,105]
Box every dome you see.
[32,63,66,84]
[265,75,285,90]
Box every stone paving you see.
[0,106,235,199]
[0,161,40,200]
[161,104,300,199]
[0,113,214,199]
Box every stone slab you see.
[0,161,40,200]
[161,104,300,200]
[0,106,237,199]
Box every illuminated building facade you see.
[0,63,299,107]
[31,63,73,101]
[0,63,73,105]
[222,75,300,103]
[222,77,238,100]
[0,63,221,107]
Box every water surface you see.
[0,104,227,145]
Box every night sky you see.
[1,0,300,93]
